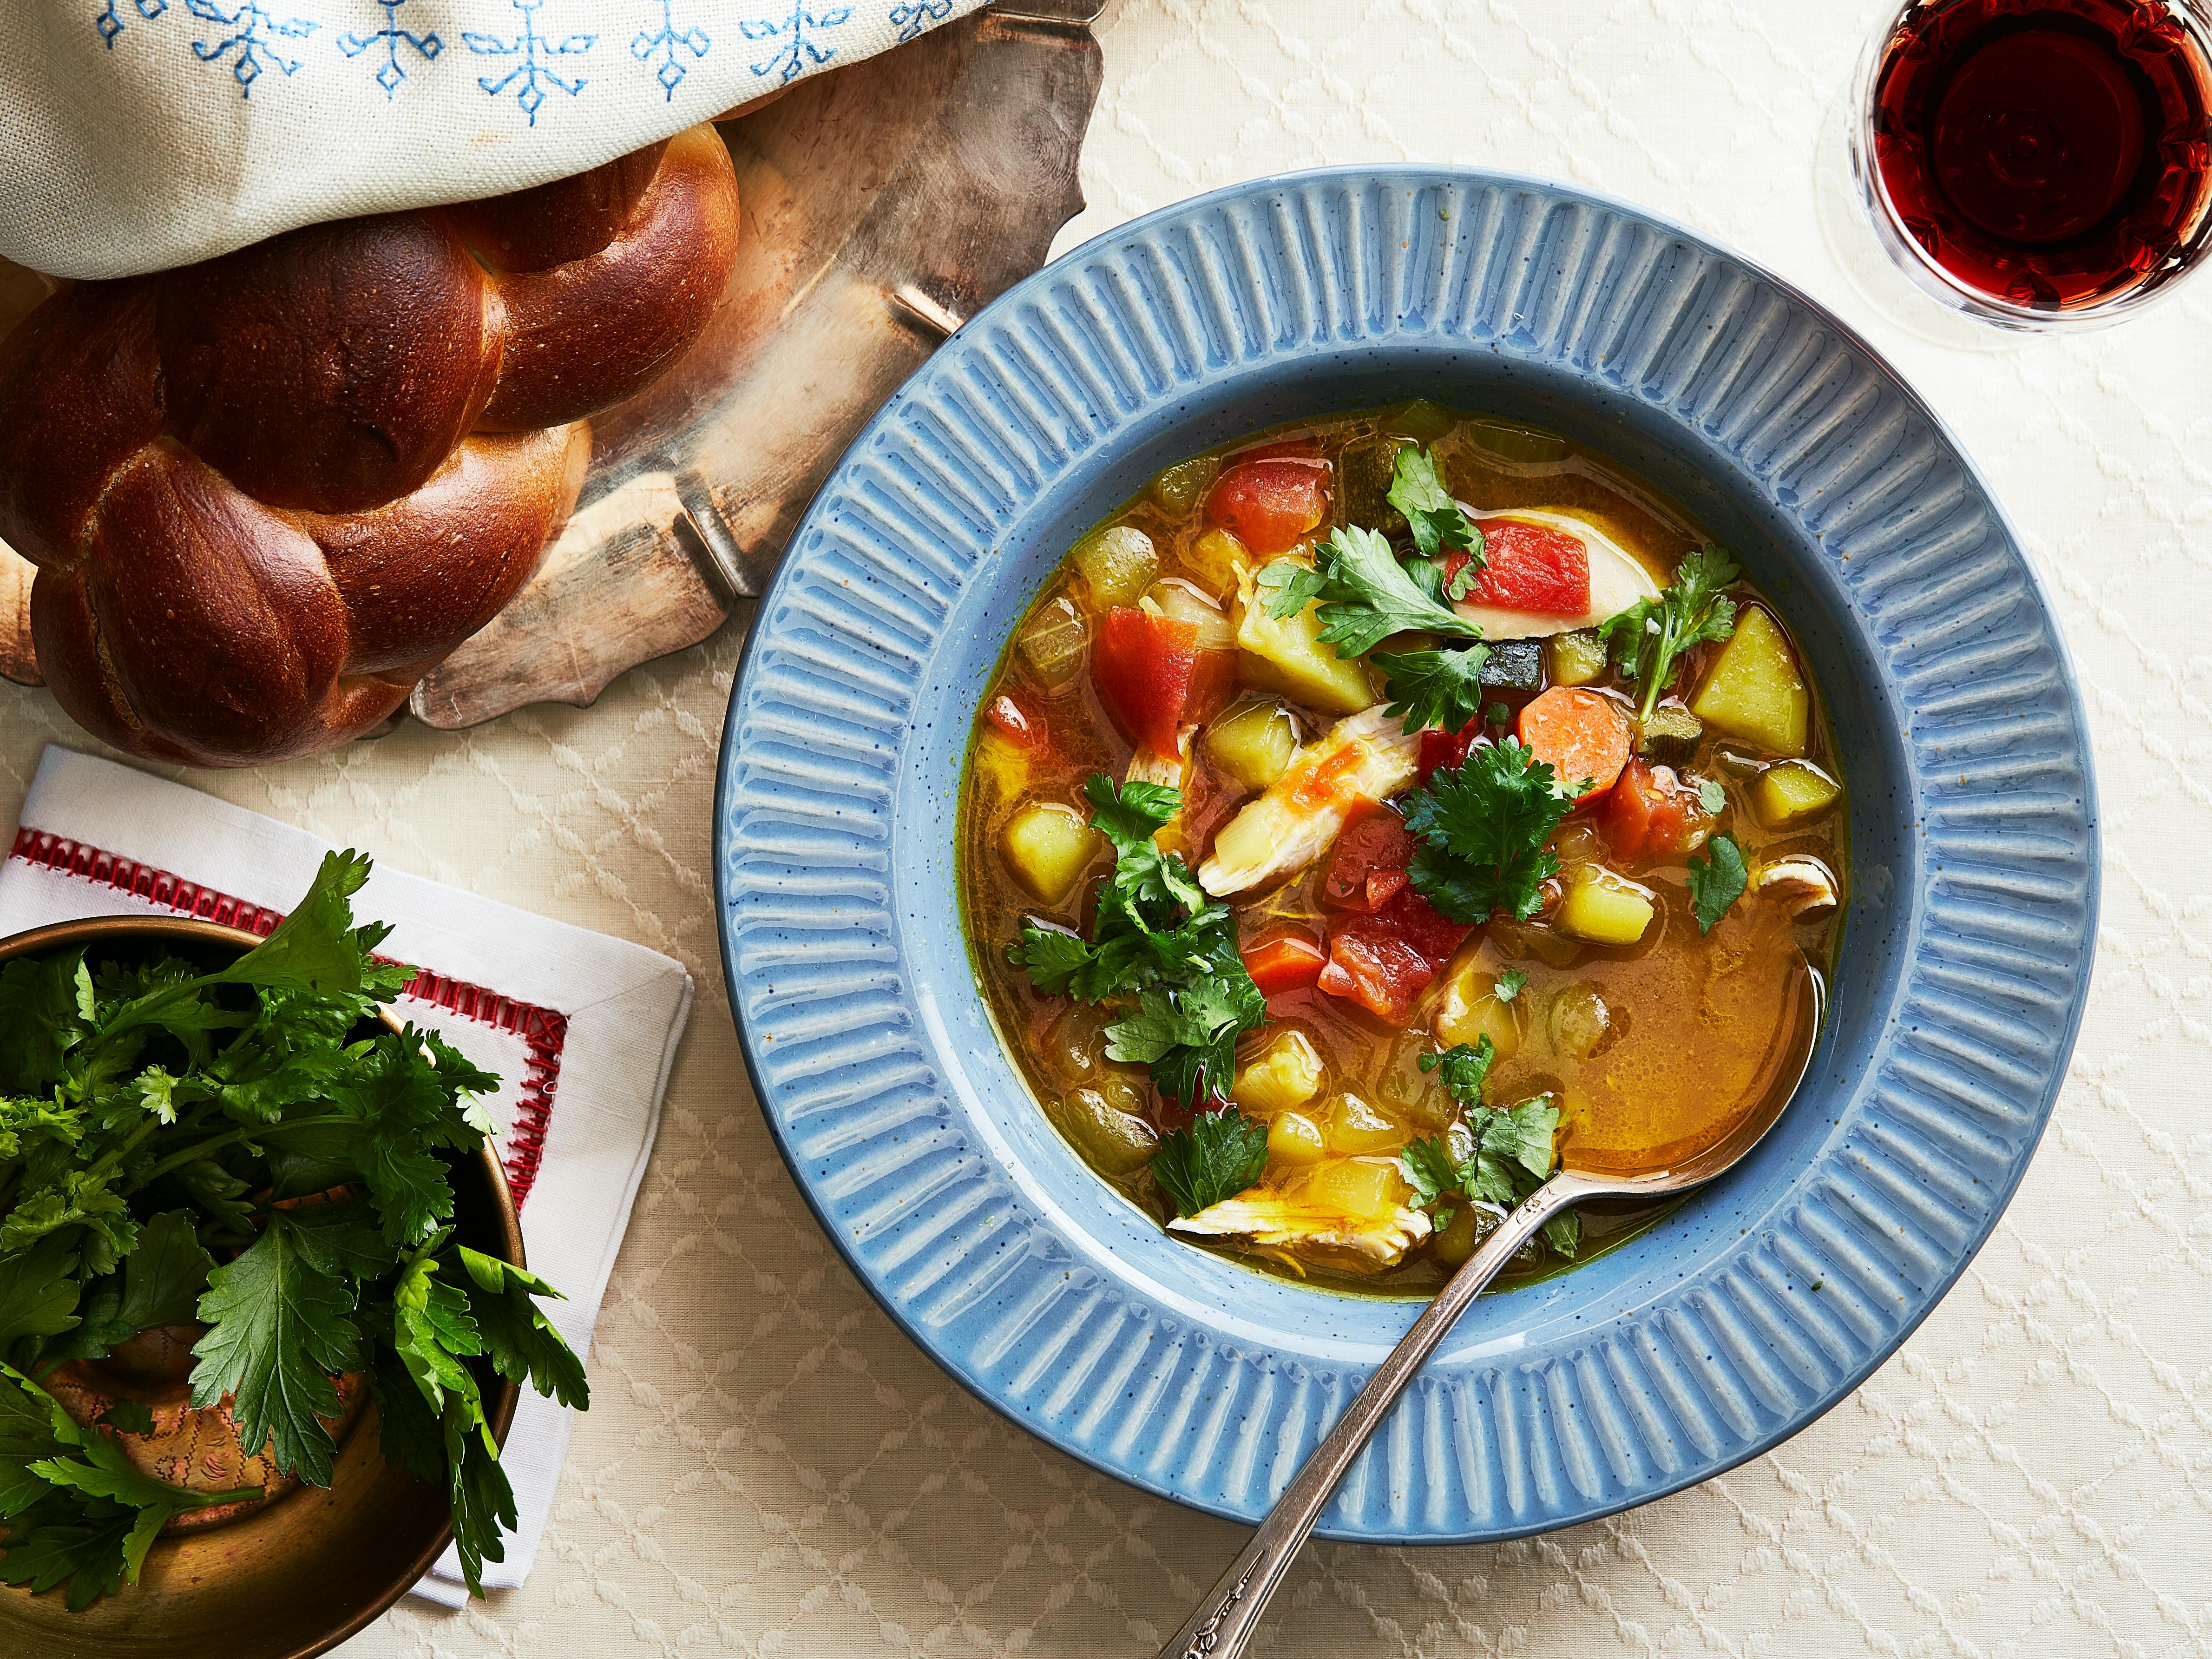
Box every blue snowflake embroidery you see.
[739,3,852,86]
[94,0,167,50]
[463,0,596,125]
[887,0,952,42]
[632,1,710,100]
[339,0,442,97]
[184,0,316,96]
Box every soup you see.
[958,402,1846,1295]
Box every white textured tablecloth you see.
[1,2,2205,1652]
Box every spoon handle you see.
[1154,1169,1607,1659]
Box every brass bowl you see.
[0,915,523,1659]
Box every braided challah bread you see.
[0,124,739,767]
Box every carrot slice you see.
[1517,686,1631,802]
[1241,928,1327,996]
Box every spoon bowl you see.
[1157,959,1829,1659]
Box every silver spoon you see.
[1156,959,1827,1659]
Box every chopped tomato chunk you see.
[1321,801,1418,912]
[983,693,1047,750]
[1091,607,1234,755]
[1416,718,1483,785]
[1600,758,1710,862]
[1241,928,1327,995]
[1204,458,1330,555]
[1452,520,1590,615]
[1517,686,1632,801]
[1317,889,1472,1023]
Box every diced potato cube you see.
[1267,1109,1329,1168]
[1326,1092,1405,1155]
[1070,524,1158,608]
[999,803,1101,904]
[1237,563,1376,714]
[1692,606,1808,757]
[1234,1030,1324,1119]
[1434,961,1524,1061]
[1204,696,1301,791]
[1753,758,1841,827]
[1555,867,1655,946]
[1546,629,1608,688]
[1049,1087,1159,1176]
[1150,456,1218,515]
[1188,528,1252,600]
[1305,1156,1413,1217]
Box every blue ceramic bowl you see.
[714,169,2098,1541]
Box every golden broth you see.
[958,404,1846,1295]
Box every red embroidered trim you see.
[8,827,566,1206]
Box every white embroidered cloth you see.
[0,744,693,1608]
[0,0,990,280]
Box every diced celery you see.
[1461,418,1570,466]
[1546,629,1608,687]
[1754,758,1841,827]
[1016,593,1087,689]
[1000,802,1101,903]
[1554,867,1655,946]
[1691,606,1808,757]
[1234,1030,1323,1118]
[1236,563,1376,714]
[1070,524,1158,608]
[1149,456,1218,515]
[1377,1029,1455,1131]
[1203,696,1300,791]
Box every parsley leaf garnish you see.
[1686,834,1749,934]
[1494,968,1529,1003]
[1597,546,1741,723]
[1259,523,1484,659]
[1418,1037,1496,1106]
[1371,645,1491,733]
[1398,1092,1574,1253]
[1696,777,1727,816]
[1385,446,1485,565]
[1008,777,1268,1104]
[1149,1109,1269,1218]
[1400,739,1577,924]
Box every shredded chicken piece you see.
[1197,706,1418,897]
[1125,724,1197,854]
[1170,1188,1433,1274]
[1754,855,1839,919]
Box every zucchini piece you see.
[1462,418,1570,467]
[1382,398,1455,444]
[1340,436,1415,534]
[1478,638,1543,692]
[1637,702,1703,764]
[1545,628,1608,688]
[1049,1086,1159,1176]
[1691,606,1808,756]
[1753,759,1842,827]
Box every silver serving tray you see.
[0,0,1103,735]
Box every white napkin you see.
[0,744,692,1608]
[0,0,991,280]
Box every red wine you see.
[1871,0,2212,309]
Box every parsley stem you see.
[124,1113,352,1194]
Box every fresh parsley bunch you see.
[1010,776,1268,1108]
[1398,1037,1579,1257]
[1400,737,1578,924]
[0,852,585,1608]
